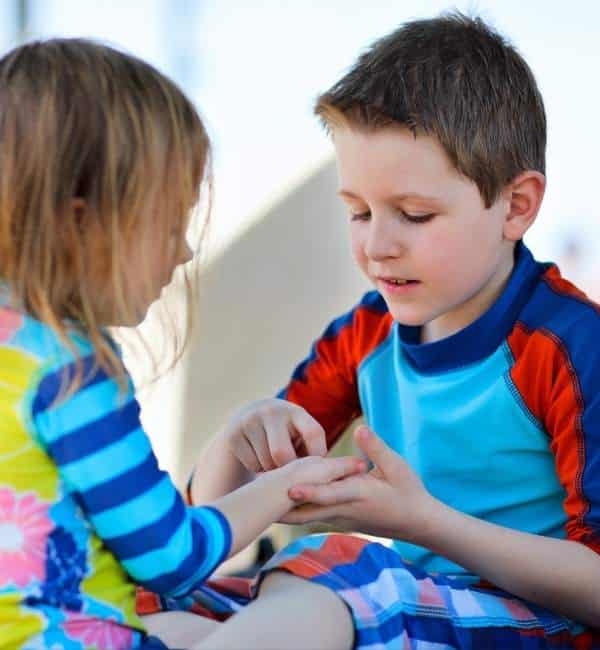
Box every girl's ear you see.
[503,171,546,241]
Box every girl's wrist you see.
[255,466,296,517]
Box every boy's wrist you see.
[406,494,453,548]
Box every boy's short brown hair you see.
[315,12,546,207]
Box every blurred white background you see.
[9,0,600,263]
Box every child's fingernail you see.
[289,488,303,500]
[356,426,370,441]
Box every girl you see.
[0,39,364,649]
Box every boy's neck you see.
[420,251,516,345]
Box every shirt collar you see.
[396,241,544,373]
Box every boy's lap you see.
[136,532,597,648]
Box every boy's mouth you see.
[378,276,419,286]
[377,276,421,293]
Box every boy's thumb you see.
[353,425,394,476]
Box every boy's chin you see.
[385,305,428,328]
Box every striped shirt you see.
[0,303,231,649]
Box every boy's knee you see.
[258,569,313,597]
[142,611,219,648]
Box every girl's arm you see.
[32,355,233,597]
[33,353,363,596]
[210,454,364,557]
[189,428,252,504]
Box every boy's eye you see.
[402,211,435,224]
[350,210,371,221]
[349,210,435,223]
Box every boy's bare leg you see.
[142,611,219,648]
[192,571,354,650]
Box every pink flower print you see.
[0,307,22,343]
[0,488,52,587]
[63,613,134,650]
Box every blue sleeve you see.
[30,352,232,597]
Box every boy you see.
[156,12,600,649]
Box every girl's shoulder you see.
[0,296,97,367]
[0,297,118,416]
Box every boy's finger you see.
[353,425,396,477]
[290,408,327,457]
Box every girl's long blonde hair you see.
[0,39,210,389]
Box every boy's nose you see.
[364,218,405,260]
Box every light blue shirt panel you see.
[358,326,567,574]
[10,316,97,374]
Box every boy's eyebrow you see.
[338,189,442,203]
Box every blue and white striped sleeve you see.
[30,353,232,598]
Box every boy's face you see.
[334,125,517,342]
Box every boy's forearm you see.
[414,499,600,626]
[189,433,251,504]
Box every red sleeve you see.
[279,292,393,449]
[508,269,600,554]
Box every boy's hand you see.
[222,398,327,473]
[283,425,437,542]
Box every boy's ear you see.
[503,171,546,241]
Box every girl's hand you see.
[211,453,366,557]
[263,454,367,516]
[221,398,327,473]
[283,425,437,542]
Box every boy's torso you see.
[285,242,600,577]
[359,323,566,574]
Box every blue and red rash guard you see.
[278,242,600,576]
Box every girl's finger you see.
[291,408,327,456]
[290,408,327,457]
[245,425,276,471]
[263,413,298,466]
[324,456,367,482]
[289,475,363,505]
[279,503,343,525]
[291,455,364,489]
[233,435,263,474]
